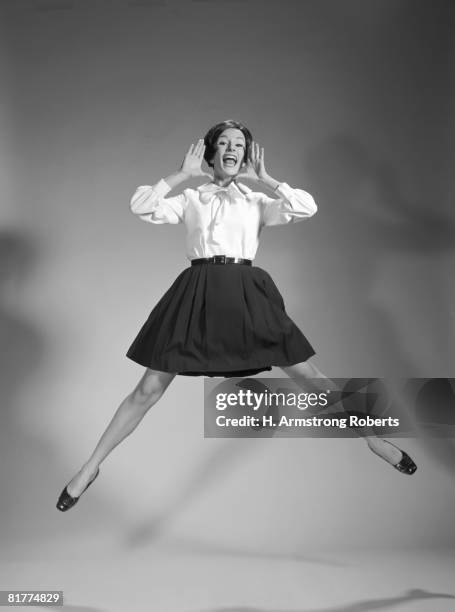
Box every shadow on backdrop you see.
[0,229,122,557]
[0,230,49,548]
[121,378,346,566]
[306,135,455,476]
[200,587,455,612]
[158,533,347,568]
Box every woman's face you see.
[211,128,246,178]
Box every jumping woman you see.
[57,119,416,512]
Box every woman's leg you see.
[280,360,405,466]
[65,368,176,497]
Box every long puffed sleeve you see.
[260,182,317,227]
[130,178,187,224]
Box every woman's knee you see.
[281,359,318,379]
[131,368,176,407]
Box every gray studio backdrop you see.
[1,0,454,559]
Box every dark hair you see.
[203,119,253,168]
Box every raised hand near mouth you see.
[180,139,213,179]
[238,140,268,182]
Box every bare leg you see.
[65,368,176,497]
[280,360,405,466]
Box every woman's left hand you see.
[238,141,269,182]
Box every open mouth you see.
[222,155,237,167]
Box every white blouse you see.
[130,178,317,262]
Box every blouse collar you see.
[197,180,252,199]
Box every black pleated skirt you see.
[126,263,316,377]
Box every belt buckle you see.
[213,255,226,264]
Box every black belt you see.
[191,256,252,266]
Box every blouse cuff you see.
[154,178,173,197]
[274,182,294,197]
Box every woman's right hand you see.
[180,139,212,179]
